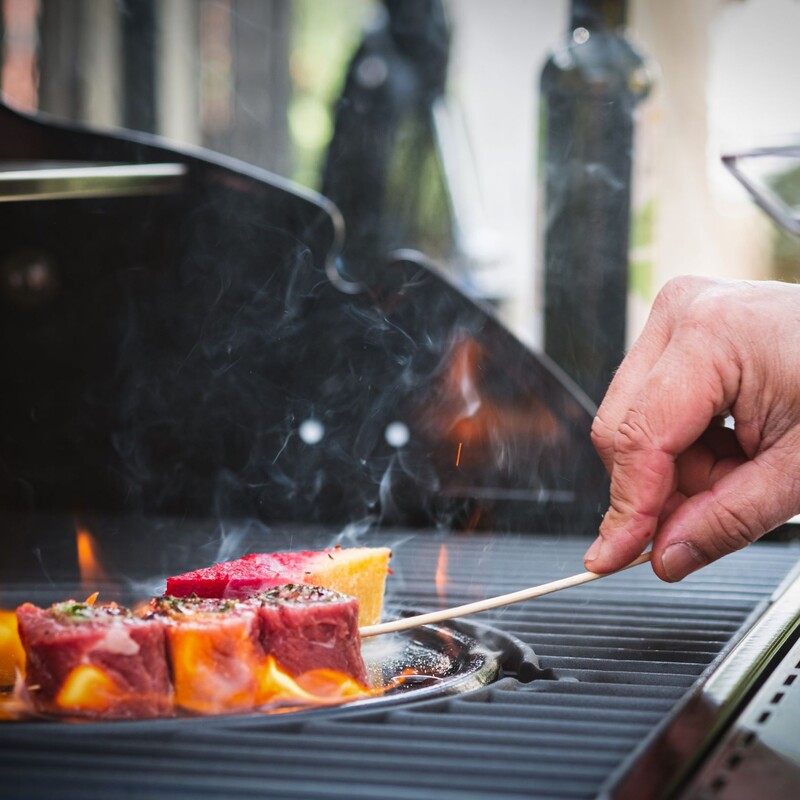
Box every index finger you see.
[585,320,740,573]
[592,277,717,474]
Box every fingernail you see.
[661,542,706,581]
[584,536,604,564]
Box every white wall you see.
[446,0,566,346]
[447,0,800,348]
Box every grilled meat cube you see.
[245,585,367,686]
[16,600,172,719]
[146,596,262,714]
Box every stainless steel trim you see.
[704,566,800,708]
[0,162,187,202]
[680,633,800,799]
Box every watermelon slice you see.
[165,547,391,627]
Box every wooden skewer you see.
[359,551,652,638]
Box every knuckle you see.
[654,277,687,309]
[610,413,675,500]
[590,413,612,449]
[615,409,660,455]
[682,288,743,365]
[602,498,658,553]
[606,471,664,541]
[655,275,715,313]
[706,499,762,556]
[682,297,726,339]
[607,492,636,521]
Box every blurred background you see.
[1,0,799,372]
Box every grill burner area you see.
[0,517,797,799]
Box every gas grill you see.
[1,97,800,800]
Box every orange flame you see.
[165,613,375,715]
[75,524,109,587]
[419,334,559,468]
[0,610,25,686]
[55,665,120,712]
[255,657,370,710]
[435,544,448,601]
[168,620,260,714]
[4,628,405,719]
[43,641,375,718]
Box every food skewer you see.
[359,551,652,638]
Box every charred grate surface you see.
[1,534,798,800]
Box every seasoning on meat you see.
[246,585,367,688]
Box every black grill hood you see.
[0,100,605,533]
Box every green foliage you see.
[288,0,375,188]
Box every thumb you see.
[652,452,800,581]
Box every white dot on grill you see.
[298,419,325,445]
[385,421,410,448]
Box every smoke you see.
[9,138,603,539]
[327,518,376,549]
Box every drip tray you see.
[361,615,546,703]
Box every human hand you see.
[584,276,800,581]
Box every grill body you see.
[1,103,799,800]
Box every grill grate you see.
[1,533,797,800]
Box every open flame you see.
[47,651,376,717]
[435,544,448,602]
[256,657,371,711]
[168,620,264,714]
[4,542,409,720]
[55,665,120,712]
[52,664,170,717]
[0,610,25,687]
[4,638,382,720]
[75,524,109,587]
[0,611,27,720]
[3,588,409,720]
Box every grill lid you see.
[0,99,606,532]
